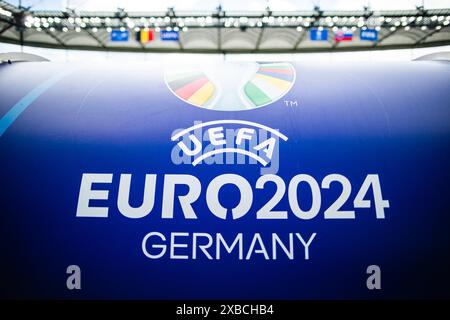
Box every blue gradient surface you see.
[0,60,449,299]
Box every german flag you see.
[136,29,154,43]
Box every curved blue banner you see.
[0,60,449,299]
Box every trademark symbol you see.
[283,100,298,107]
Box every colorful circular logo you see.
[164,62,296,111]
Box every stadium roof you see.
[0,0,449,53]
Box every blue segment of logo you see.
[111,30,129,41]
[360,29,378,41]
[310,29,328,41]
[160,30,179,41]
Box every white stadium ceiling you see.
[0,0,449,53]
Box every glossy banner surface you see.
[0,60,449,299]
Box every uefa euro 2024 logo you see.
[166,62,295,174]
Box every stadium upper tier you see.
[0,1,449,53]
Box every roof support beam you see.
[84,29,106,48]
[293,30,307,49]
[415,29,440,45]
[0,23,13,35]
[178,33,184,50]
[43,29,66,47]
[255,28,264,50]
[217,27,221,51]
[373,28,398,47]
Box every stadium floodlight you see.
[0,7,12,17]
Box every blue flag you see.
[110,29,129,42]
[360,29,378,41]
[160,30,179,41]
[310,29,328,41]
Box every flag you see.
[110,30,129,41]
[310,29,328,41]
[160,30,179,41]
[334,30,353,42]
[136,29,154,43]
[360,29,378,41]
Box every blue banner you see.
[360,29,378,41]
[310,28,328,41]
[160,30,179,41]
[110,29,129,41]
[0,60,450,299]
